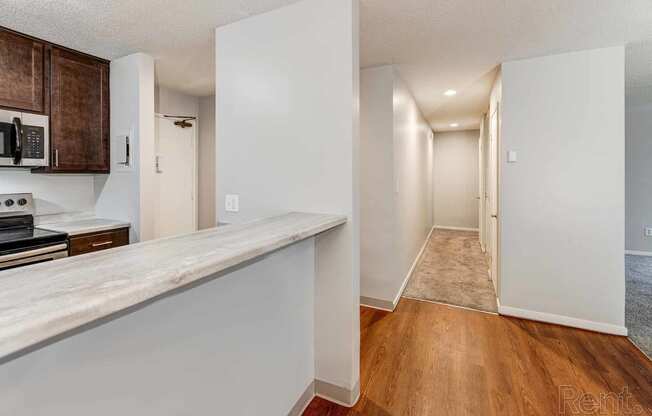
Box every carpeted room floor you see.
[403,229,497,313]
[626,254,652,358]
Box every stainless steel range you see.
[0,193,68,271]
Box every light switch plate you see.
[645,227,652,237]
[225,194,239,212]
[507,150,517,163]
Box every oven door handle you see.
[0,243,68,263]
[0,250,68,270]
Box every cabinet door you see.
[50,47,109,172]
[0,29,45,113]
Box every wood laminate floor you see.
[303,299,652,416]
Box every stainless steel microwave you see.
[0,109,49,168]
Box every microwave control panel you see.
[22,125,45,159]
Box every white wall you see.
[433,130,480,230]
[499,47,626,334]
[359,66,433,308]
[215,0,360,404]
[360,66,396,304]
[95,53,156,243]
[0,171,95,222]
[198,96,216,229]
[626,104,652,253]
[392,74,434,293]
[0,239,316,416]
[156,87,199,117]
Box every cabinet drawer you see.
[69,228,129,256]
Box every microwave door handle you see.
[12,117,22,165]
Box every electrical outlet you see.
[225,194,239,213]
[645,227,652,238]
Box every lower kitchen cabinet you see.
[69,228,129,257]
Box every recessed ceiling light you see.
[450,123,459,128]
[444,89,457,96]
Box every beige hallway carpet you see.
[403,229,498,313]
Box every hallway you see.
[303,300,652,416]
[403,229,497,313]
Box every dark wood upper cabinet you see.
[0,29,45,113]
[0,27,110,174]
[50,47,109,173]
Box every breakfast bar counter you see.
[0,212,346,363]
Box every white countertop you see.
[38,218,131,236]
[0,212,346,362]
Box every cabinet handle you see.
[91,241,113,248]
[55,149,59,167]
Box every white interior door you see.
[488,106,500,293]
[154,117,197,239]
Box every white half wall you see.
[0,239,316,416]
[626,104,652,253]
[433,130,480,230]
[95,53,155,243]
[359,66,433,309]
[499,46,626,334]
[215,0,360,403]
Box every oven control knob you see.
[17,198,28,206]
[4,199,14,207]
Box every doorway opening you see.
[625,41,652,358]
[402,73,501,314]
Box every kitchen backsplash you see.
[0,169,97,220]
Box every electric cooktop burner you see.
[0,193,68,256]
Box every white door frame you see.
[154,113,199,233]
[489,104,500,297]
[478,118,486,253]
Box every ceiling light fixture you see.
[450,123,459,128]
[444,89,457,96]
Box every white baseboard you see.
[360,296,394,312]
[361,226,434,312]
[288,381,315,416]
[434,225,479,232]
[625,250,652,257]
[498,304,628,336]
[314,379,360,408]
[391,226,434,309]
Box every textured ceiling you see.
[0,0,302,97]
[360,0,652,130]
[1,0,652,129]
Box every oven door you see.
[0,243,68,271]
